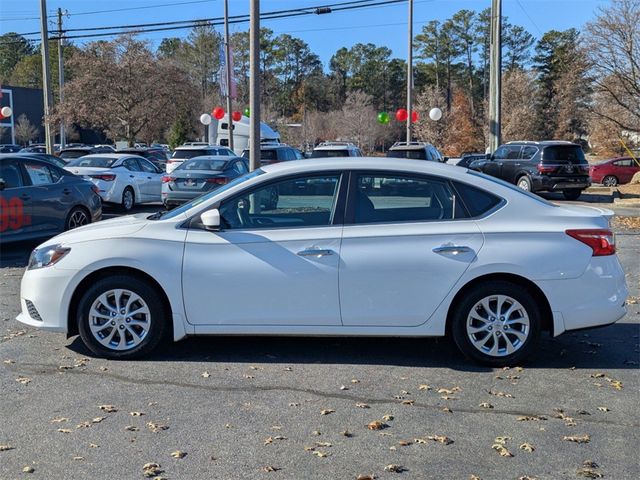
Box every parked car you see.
[20,145,47,154]
[118,147,169,171]
[387,141,445,162]
[64,154,163,211]
[311,141,362,158]
[161,155,249,208]
[468,141,591,200]
[589,157,640,186]
[0,144,23,153]
[167,145,236,173]
[15,152,67,169]
[455,152,487,168]
[59,146,115,161]
[0,155,101,242]
[18,158,627,365]
[241,143,304,166]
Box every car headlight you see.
[27,245,71,270]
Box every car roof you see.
[504,140,579,147]
[183,155,237,161]
[78,153,140,159]
[174,145,226,151]
[313,142,357,150]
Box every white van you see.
[210,115,280,155]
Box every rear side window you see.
[387,149,428,160]
[453,181,502,217]
[542,146,586,164]
[0,162,24,188]
[311,149,350,158]
[521,146,538,159]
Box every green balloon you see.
[377,112,390,124]
[243,108,251,117]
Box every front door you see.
[0,160,33,239]
[182,172,345,326]
[339,172,483,327]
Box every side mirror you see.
[0,178,5,191]
[200,208,221,230]
[443,156,449,163]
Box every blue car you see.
[0,155,102,242]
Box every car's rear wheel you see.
[562,189,582,200]
[602,175,618,187]
[516,176,531,191]
[65,207,90,231]
[77,276,168,359]
[451,281,541,366]
[121,187,135,212]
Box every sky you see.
[0,0,611,66]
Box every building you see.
[0,85,45,145]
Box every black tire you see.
[602,175,618,187]
[65,206,91,231]
[451,280,541,366]
[562,189,582,200]
[516,176,532,192]
[77,275,169,360]
[121,187,135,212]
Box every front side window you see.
[219,174,341,229]
[139,158,158,173]
[353,173,463,224]
[24,162,55,185]
[123,158,142,171]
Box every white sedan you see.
[18,158,628,365]
[64,154,164,211]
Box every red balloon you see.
[411,111,419,123]
[232,111,242,122]
[395,108,408,122]
[212,107,225,120]
[0,113,4,121]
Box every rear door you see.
[339,171,483,327]
[122,158,149,201]
[138,158,163,200]
[0,159,33,239]
[22,160,70,235]
[614,159,636,183]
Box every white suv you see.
[387,141,445,162]
[167,145,236,173]
[311,142,362,158]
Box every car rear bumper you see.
[537,255,628,335]
[532,175,591,192]
[162,191,202,206]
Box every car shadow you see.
[0,240,41,268]
[65,322,639,371]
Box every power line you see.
[515,0,543,36]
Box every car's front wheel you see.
[77,275,168,359]
[562,189,582,200]
[451,281,541,366]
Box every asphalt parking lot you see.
[1,202,638,480]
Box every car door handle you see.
[297,249,335,257]
[432,245,472,255]
[147,176,152,179]
[62,188,71,195]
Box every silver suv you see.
[387,141,445,162]
[311,142,362,158]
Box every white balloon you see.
[429,107,442,121]
[199,113,212,125]
[1,106,12,117]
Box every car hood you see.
[49,213,150,245]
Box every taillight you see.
[566,229,616,256]
[89,174,116,181]
[162,176,176,183]
[205,177,228,185]
[537,163,556,174]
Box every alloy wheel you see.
[466,294,530,357]
[123,189,134,210]
[603,176,618,187]
[88,289,151,351]
[517,179,530,191]
[67,209,89,229]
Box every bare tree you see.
[14,114,39,146]
[414,86,448,150]
[338,91,380,153]
[500,70,539,142]
[584,0,640,133]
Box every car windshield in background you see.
[171,149,210,159]
[387,150,427,160]
[311,150,350,158]
[542,146,586,164]
[260,150,278,161]
[66,156,117,168]
[59,150,90,159]
[177,159,228,171]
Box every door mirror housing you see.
[0,178,5,191]
[200,208,221,230]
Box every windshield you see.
[66,156,117,168]
[467,170,557,207]
[152,169,265,220]
[176,158,228,171]
[311,150,350,158]
[542,146,586,164]
[171,149,211,159]
[387,149,427,160]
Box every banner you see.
[218,44,237,100]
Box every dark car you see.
[589,157,640,186]
[161,155,249,208]
[0,144,22,153]
[118,147,169,171]
[455,152,486,168]
[241,143,305,166]
[386,141,445,162]
[59,146,115,161]
[15,152,67,169]
[0,155,102,242]
[468,141,591,200]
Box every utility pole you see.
[39,0,54,154]
[223,0,234,152]
[405,0,414,144]
[57,8,66,149]
[488,0,502,153]
[249,0,260,171]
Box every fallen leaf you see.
[312,450,329,458]
[494,436,510,445]
[142,462,163,477]
[341,430,353,437]
[340,385,348,390]
[312,431,321,436]
[315,441,331,447]
[597,406,610,412]
[401,399,415,406]
[470,476,482,480]
[3,359,15,364]
[170,450,186,458]
[76,422,91,429]
[442,407,452,413]
[0,445,14,451]
[15,376,31,385]
[519,443,535,452]
[398,440,412,446]
[262,465,280,472]
[590,373,605,378]
[73,456,84,461]
[382,414,394,421]
[418,384,431,390]
[351,379,360,384]
[243,375,254,379]
[89,443,99,448]
[23,466,35,473]
[517,415,546,421]
[130,411,145,417]
[367,420,388,430]
[479,402,493,409]
[492,444,513,457]
[98,405,117,413]
[147,422,169,433]
[289,402,300,407]
[414,438,428,444]
[356,475,375,480]
[384,464,406,473]
[125,426,139,432]
[57,428,72,433]
[427,435,453,445]
[487,389,514,398]
[518,477,537,480]
[51,417,68,423]
[320,409,335,415]
[563,434,590,443]
[355,402,370,409]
